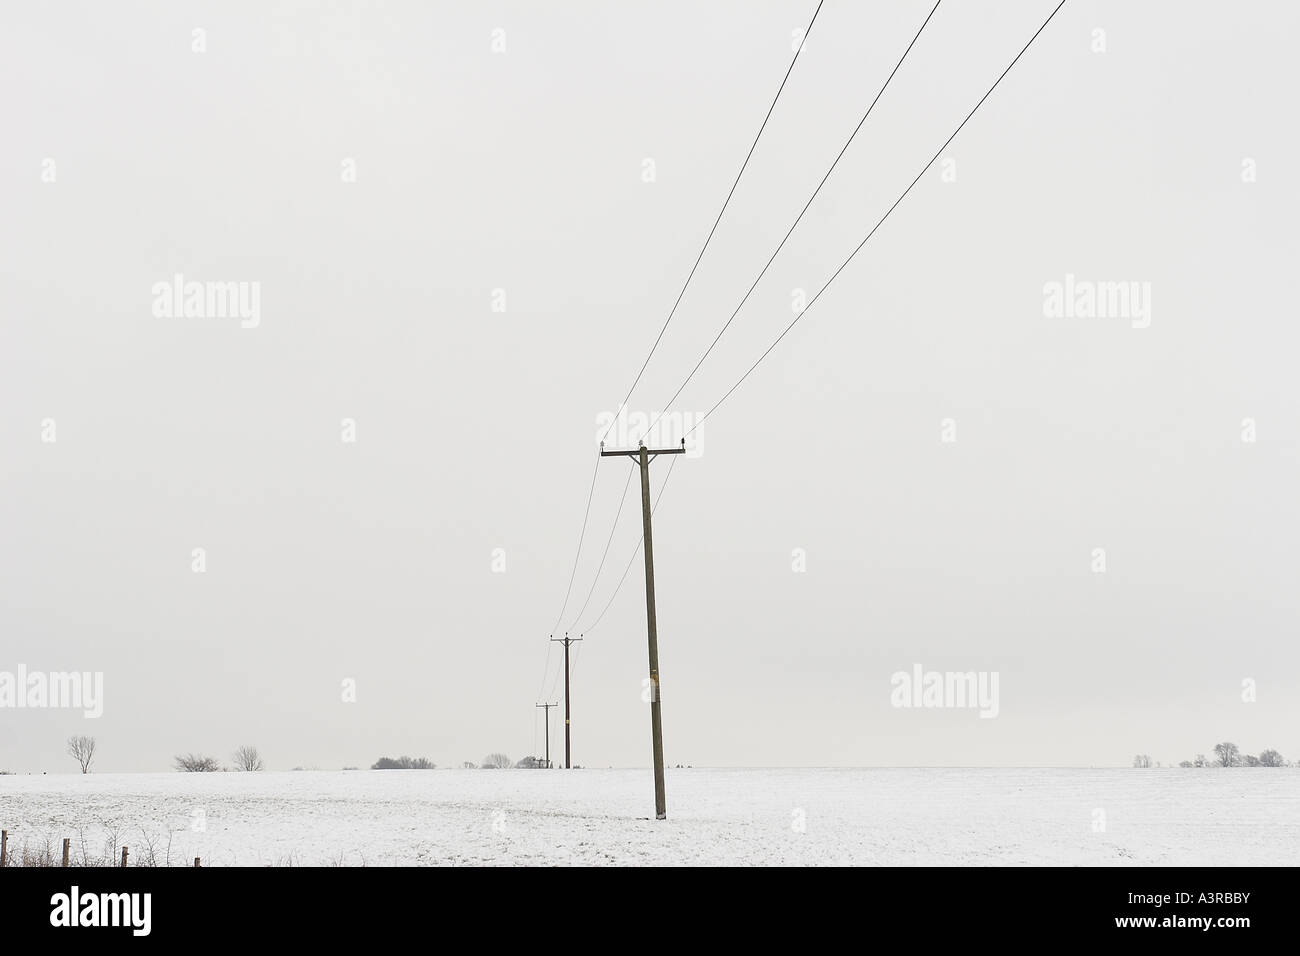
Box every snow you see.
[2,768,1296,866]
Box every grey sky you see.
[2,1,1297,772]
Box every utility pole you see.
[550,632,582,768]
[535,702,557,768]
[600,439,686,820]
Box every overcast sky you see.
[2,0,1297,772]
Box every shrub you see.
[371,756,435,770]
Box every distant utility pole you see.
[600,439,686,820]
[535,701,557,768]
[549,632,582,768]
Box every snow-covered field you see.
[2,768,1296,866]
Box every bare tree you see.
[232,745,264,771]
[1259,749,1285,767]
[67,735,97,774]
[1132,754,1152,769]
[481,753,511,769]
[174,753,222,772]
[1213,741,1241,767]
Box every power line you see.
[533,452,598,712]
[636,0,944,446]
[545,2,824,709]
[546,636,566,702]
[598,0,827,445]
[545,1,824,694]
[569,639,585,684]
[549,450,601,635]
[564,463,636,632]
[534,641,555,716]
[579,453,681,638]
[684,0,1067,440]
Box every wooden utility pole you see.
[535,701,558,768]
[549,633,582,768]
[601,439,686,820]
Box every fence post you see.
[194,856,201,868]
[1,829,7,867]
[62,838,70,867]
[120,846,129,867]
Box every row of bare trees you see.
[56,740,528,774]
[175,746,264,772]
[1200,742,1286,767]
[448,755,530,769]
[59,738,265,773]
[370,756,435,770]
[366,754,563,769]
[1136,742,1290,768]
